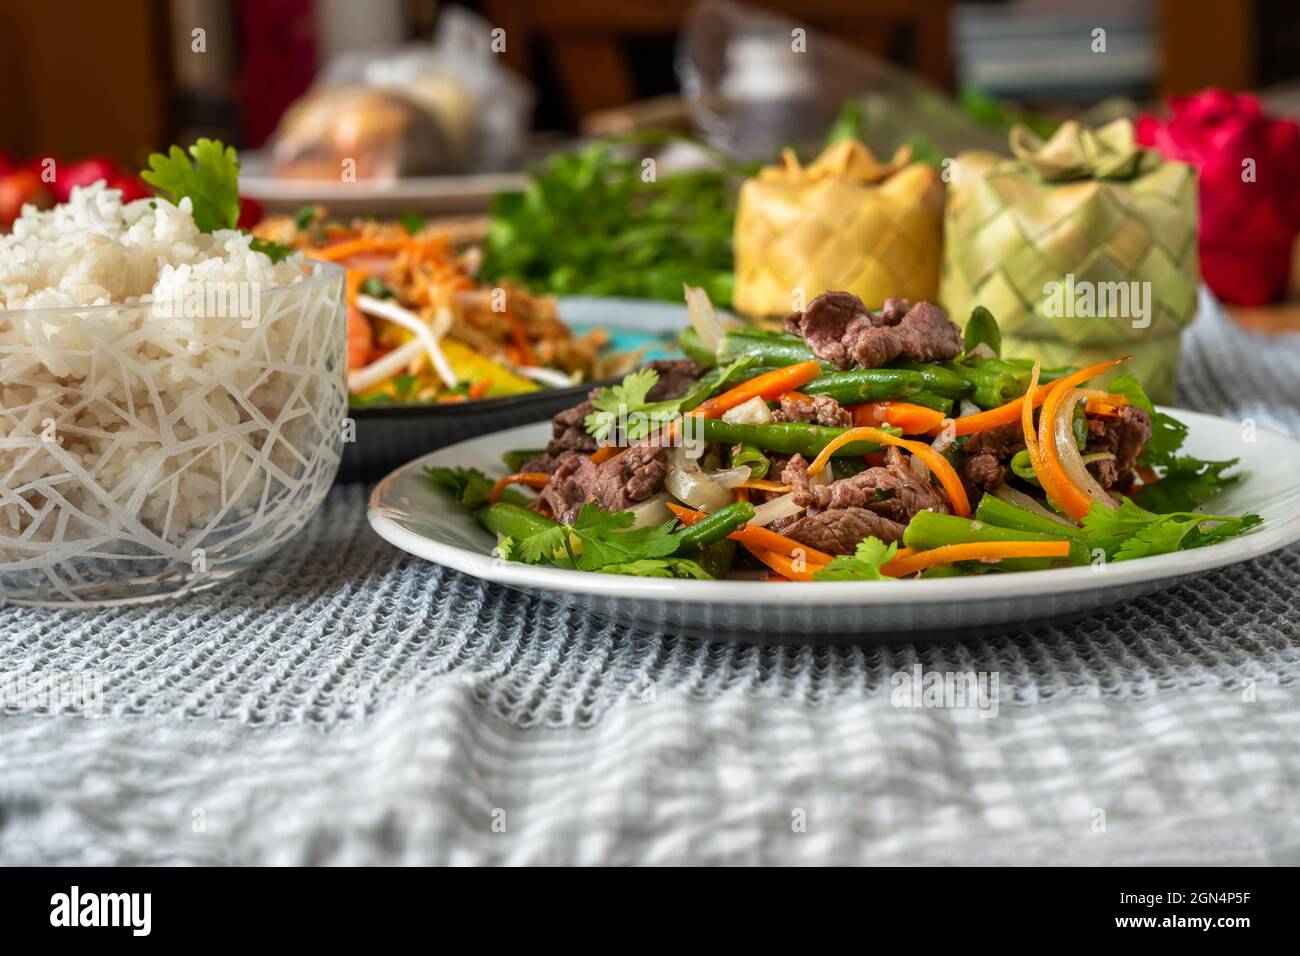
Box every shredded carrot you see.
[505,311,536,366]
[952,380,1057,436]
[851,402,948,435]
[1137,465,1160,485]
[882,540,1072,576]
[806,427,971,518]
[1021,360,1044,479]
[1084,398,1123,417]
[589,445,621,464]
[468,378,492,400]
[666,501,833,565]
[1035,356,1130,521]
[733,487,750,503]
[489,471,551,503]
[736,479,791,493]
[312,237,413,261]
[692,360,823,419]
[743,544,818,582]
[435,393,467,404]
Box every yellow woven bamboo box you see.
[733,140,944,319]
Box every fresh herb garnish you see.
[595,558,713,579]
[398,210,425,235]
[481,138,748,305]
[249,236,295,263]
[141,139,241,232]
[1080,498,1261,562]
[294,205,319,231]
[516,502,680,571]
[584,356,755,442]
[360,276,397,299]
[424,466,523,509]
[1134,457,1243,513]
[813,537,898,581]
[963,306,1001,357]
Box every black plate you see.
[340,381,611,482]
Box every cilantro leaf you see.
[509,502,683,571]
[517,525,570,565]
[569,503,679,571]
[425,466,521,509]
[360,276,397,299]
[250,237,295,263]
[595,558,713,579]
[141,139,241,232]
[1106,374,1188,466]
[813,537,899,581]
[584,356,755,442]
[1134,457,1241,513]
[1080,498,1261,561]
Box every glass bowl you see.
[0,260,347,607]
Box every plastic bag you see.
[270,7,533,179]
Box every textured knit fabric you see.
[1,291,1298,865]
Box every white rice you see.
[0,183,340,557]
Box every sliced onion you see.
[683,284,724,355]
[750,491,806,527]
[958,399,982,418]
[992,484,1076,526]
[722,395,773,425]
[707,465,752,489]
[1080,451,1116,465]
[1052,388,1116,511]
[966,343,997,361]
[627,494,672,528]
[909,454,930,482]
[666,464,731,513]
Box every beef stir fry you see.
[429,290,1260,581]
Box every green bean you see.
[677,326,719,367]
[717,329,817,367]
[696,538,737,578]
[731,444,770,480]
[945,360,1025,408]
[475,502,558,540]
[900,391,954,414]
[902,511,1083,572]
[801,368,959,405]
[672,501,755,552]
[502,449,546,472]
[889,361,974,397]
[972,493,1086,540]
[696,418,896,457]
[1009,449,1039,485]
[997,357,1077,382]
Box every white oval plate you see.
[368,409,1300,642]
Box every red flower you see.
[1138,88,1300,305]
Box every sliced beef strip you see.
[533,444,669,525]
[770,394,851,428]
[780,447,950,525]
[782,291,964,370]
[536,451,599,524]
[643,359,707,401]
[775,507,907,554]
[590,443,669,513]
[959,421,1026,492]
[1085,404,1152,489]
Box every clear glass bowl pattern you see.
[0,262,347,606]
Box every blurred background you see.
[3,0,1297,166]
[2,0,1298,333]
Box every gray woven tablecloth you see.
[2,293,1299,865]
